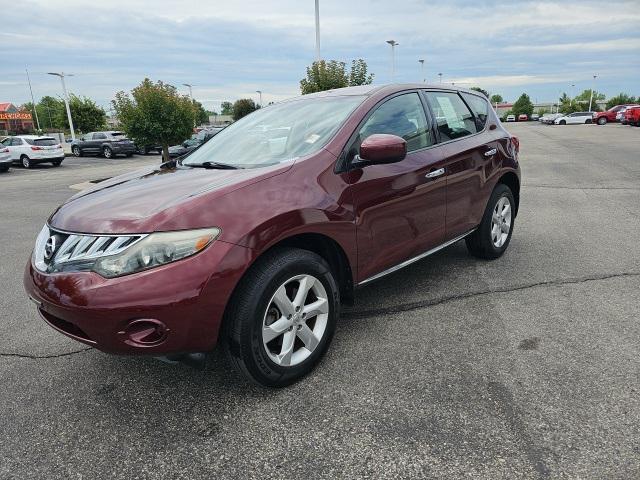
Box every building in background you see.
[0,103,34,133]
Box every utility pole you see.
[47,72,75,141]
[256,90,263,108]
[25,69,40,131]
[315,0,321,61]
[418,59,425,82]
[588,74,598,112]
[386,40,398,82]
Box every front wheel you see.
[597,117,607,125]
[559,120,566,125]
[103,146,113,158]
[225,248,339,387]
[466,183,515,259]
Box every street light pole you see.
[386,40,398,82]
[25,69,41,131]
[256,90,263,108]
[588,74,598,112]
[47,72,75,141]
[314,0,321,61]
[183,83,196,127]
[418,59,425,82]
[438,72,442,84]
[570,83,575,107]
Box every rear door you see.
[91,132,107,152]
[423,90,497,239]
[345,91,447,282]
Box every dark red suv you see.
[24,85,521,386]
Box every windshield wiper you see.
[186,161,241,170]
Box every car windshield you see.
[183,95,364,169]
[24,138,57,146]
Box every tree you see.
[220,101,234,115]
[558,92,578,114]
[490,94,503,104]
[300,58,374,94]
[605,93,637,110]
[470,87,489,98]
[193,100,209,125]
[55,94,106,132]
[511,93,534,117]
[349,59,374,87]
[232,98,258,121]
[112,79,195,162]
[573,89,605,112]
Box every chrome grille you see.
[34,225,147,273]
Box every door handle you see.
[484,148,497,157]
[425,168,445,179]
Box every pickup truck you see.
[593,104,639,125]
[71,131,137,158]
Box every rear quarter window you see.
[461,93,489,131]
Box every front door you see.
[345,92,447,282]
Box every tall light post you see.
[314,0,321,61]
[47,72,75,141]
[26,69,40,131]
[588,74,598,112]
[418,59,425,82]
[256,90,263,108]
[183,83,196,127]
[570,83,575,107]
[438,72,442,84]
[386,40,398,82]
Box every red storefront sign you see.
[0,112,32,120]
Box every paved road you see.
[1,124,639,479]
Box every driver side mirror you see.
[354,134,407,168]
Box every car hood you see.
[49,162,292,234]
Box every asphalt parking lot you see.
[1,123,639,479]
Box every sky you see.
[1,0,639,112]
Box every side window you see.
[1,138,11,146]
[424,91,477,141]
[94,133,106,140]
[461,93,489,131]
[357,93,433,153]
[12,138,23,146]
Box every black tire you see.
[103,146,113,158]
[52,160,63,167]
[126,153,133,157]
[21,155,32,169]
[225,248,339,387]
[559,120,566,125]
[0,166,9,173]
[597,117,607,125]
[72,146,82,157]
[465,183,516,260]
[585,119,592,124]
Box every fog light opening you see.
[122,319,169,347]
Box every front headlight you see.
[93,228,220,278]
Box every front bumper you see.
[24,239,253,355]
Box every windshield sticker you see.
[305,133,321,144]
[436,96,464,129]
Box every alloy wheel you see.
[262,274,329,367]
[103,147,112,158]
[491,196,512,248]
[22,157,31,168]
[72,146,80,157]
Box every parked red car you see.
[518,114,528,121]
[624,106,640,126]
[24,85,521,386]
[593,104,637,125]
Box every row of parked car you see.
[536,104,640,126]
[0,127,226,173]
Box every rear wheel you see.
[52,160,62,167]
[225,248,339,387]
[466,183,515,260]
[0,165,9,173]
[559,120,566,125]
[585,119,592,124]
[72,146,82,157]
[597,117,607,125]
[103,146,113,158]
[21,155,32,169]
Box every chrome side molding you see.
[358,229,476,286]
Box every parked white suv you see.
[554,112,593,125]
[0,136,65,168]
[0,143,12,172]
